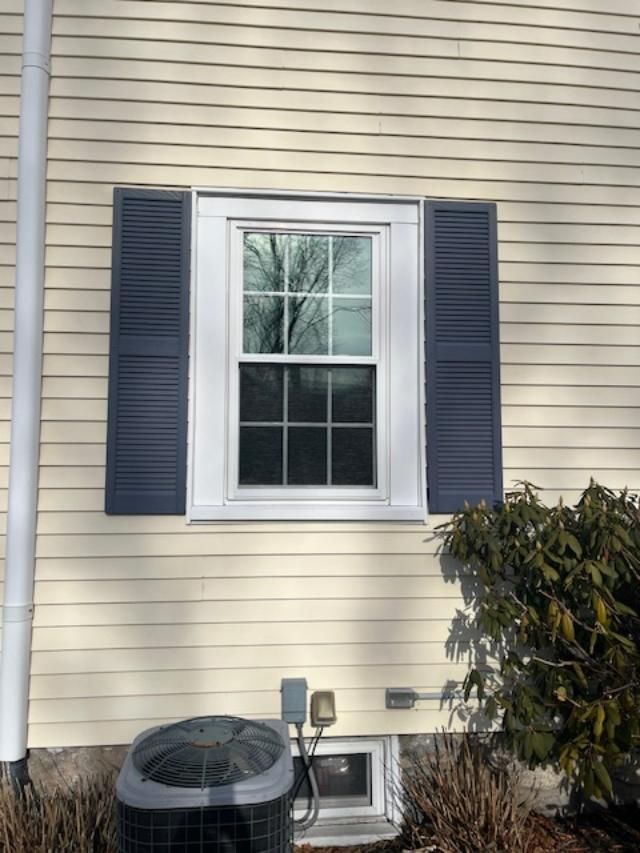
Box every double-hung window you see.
[190,193,424,521]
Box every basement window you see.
[291,736,398,825]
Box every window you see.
[190,193,424,521]
[291,736,398,825]
[106,189,501,518]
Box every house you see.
[0,0,639,837]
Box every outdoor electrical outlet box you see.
[386,688,417,709]
[310,691,337,727]
[281,678,308,724]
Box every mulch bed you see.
[295,804,640,852]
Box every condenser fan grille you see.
[131,716,285,789]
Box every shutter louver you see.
[425,201,502,513]
[106,188,190,514]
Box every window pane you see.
[239,427,282,484]
[288,296,329,355]
[332,298,371,356]
[332,427,374,486]
[288,366,328,423]
[294,753,371,805]
[288,235,329,293]
[240,365,283,422]
[243,233,285,292]
[332,367,374,423]
[243,295,285,353]
[288,427,327,485]
[332,236,371,295]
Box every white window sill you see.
[189,504,426,522]
[295,817,400,848]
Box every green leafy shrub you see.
[440,481,640,800]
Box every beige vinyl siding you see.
[23,0,640,746]
[0,7,21,654]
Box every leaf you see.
[561,612,575,642]
[524,731,533,762]
[485,696,498,720]
[593,761,613,796]
[532,731,554,760]
[566,534,583,557]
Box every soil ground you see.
[295,805,640,852]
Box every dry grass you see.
[399,733,538,853]
[0,772,117,852]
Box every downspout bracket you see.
[2,605,34,622]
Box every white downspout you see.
[0,0,53,771]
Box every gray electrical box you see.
[310,691,337,727]
[281,677,308,724]
[385,687,418,709]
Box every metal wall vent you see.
[132,716,285,789]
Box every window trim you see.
[188,190,426,522]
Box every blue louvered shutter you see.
[105,188,191,514]
[425,200,502,513]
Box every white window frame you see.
[189,190,425,521]
[227,221,387,502]
[290,736,398,823]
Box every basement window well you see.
[292,736,399,846]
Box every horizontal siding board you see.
[32,619,460,651]
[44,332,109,356]
[28,687,475,724]
[33,575,459,603]
[31,641,469,676]
[504,470,640,490]
[45,46,640,98]
[501,345,640,366]
[29,662,474,700]
[38,489,105,511]
[48,98,640,150]
[44,140,640,188]
[32,598,461,627]
[34,552,456,581]
[501,303,640,323]
[503,427,640,448]
[50,8,640,60]
[26,708,477,747]
[34,513,449,540]
[503,407,640,428]
[44,163,640,206]
[503,386,640,406]
[501,288,640,308]
[502,364,640,385]
[43,355,107,376]
[53,0,640,31]
[504,447,640,468]
[42,399,107,420]
[46,59,640,113]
